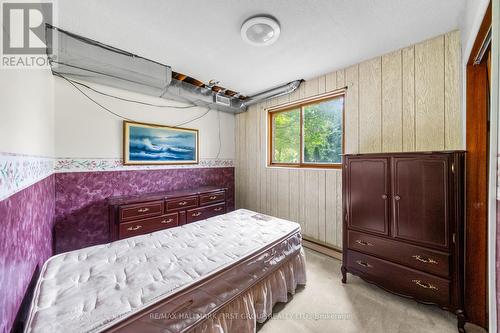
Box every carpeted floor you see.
[258,248,486,333]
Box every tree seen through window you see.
[270,95,344,166]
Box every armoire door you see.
[391,155,450,249]
[346,157,390,235]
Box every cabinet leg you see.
[341,266,347,283]
[456,310,466,333]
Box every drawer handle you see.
[209,196,217,200]
[127,225,142,231]
[412,255,438,264]
[412,279,438,291]
[394,195,401,201]
[161,218,174,224]
[192,212,202,217]
[214,207,223,212]
[138,208,150,213]
[355,260,372,268]
[178,201,188,206]
[356,240,373,246]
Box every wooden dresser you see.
[341,151,465,332]
[108,186,227,241]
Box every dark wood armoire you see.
[341,151,466,332]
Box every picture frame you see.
[123,121,199,165]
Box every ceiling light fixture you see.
[241,16,280,47]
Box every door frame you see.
[488,1,499,331]
[465,1,493,329]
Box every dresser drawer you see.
[187,203,226,223]
[119,213,178,238]
[166,196,198,211]
[119,201,164,222]
[199,191,225,206]
[346,250,450,305]
[347,230,450,278]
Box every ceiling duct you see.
[241,80,304,108]
[45,25,302,113]
[46,24,172,97]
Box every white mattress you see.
[25,209,301,333]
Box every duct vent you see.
[215,94,231,106]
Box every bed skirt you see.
[191,248,307,333]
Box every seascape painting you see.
[124,121,198,165]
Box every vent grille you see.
[215,94,231,106]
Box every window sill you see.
[266,163,342,170]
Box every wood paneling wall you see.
[235,31,462,249]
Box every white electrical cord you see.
[54,73,223,157]
[54,73,213,127]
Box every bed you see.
[24,209,307,333]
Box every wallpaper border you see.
[0,153,234,201]
[0,152,54,201]
[54,158,235,172]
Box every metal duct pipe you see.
[162,79,303,113]
[241,79,304,108]
[161,79,214,106]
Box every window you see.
[268,92,344,168]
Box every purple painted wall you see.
[0,176,55,333]
[54,167,235,253]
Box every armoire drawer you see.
[187,203,226,223]
[347,230,450,278]
[119,213,179,238]
[346,250,450,305]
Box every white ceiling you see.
[57,0,466,96]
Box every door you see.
[464,2,491,326]
[346,157,390,235]
[392,155,450,249]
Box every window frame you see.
[267,90,345,169]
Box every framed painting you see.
[123,121,199,165]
